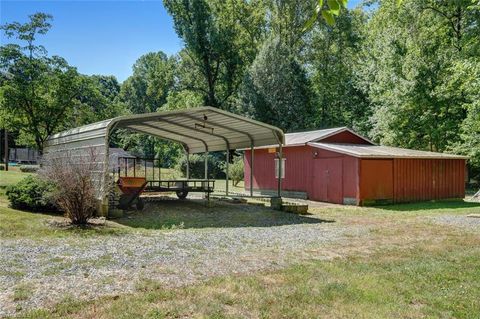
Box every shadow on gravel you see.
[379,200,480,212]
[115,198,334,230]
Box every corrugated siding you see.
[393,159,465,202]
[245,146,361,204]
[359,159,394,203]
[244,146,314,192]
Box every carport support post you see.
[277,144,282,197]
[204,151,208,179]
[186,152,190,179]
[250,144,254,197]
[225,149,229,196]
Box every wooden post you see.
[4,129,8,171]
[226,149,229,196]
[250,144,254,197]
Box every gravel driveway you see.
[432,215,480,231]
[0,201,363,317]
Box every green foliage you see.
[19,165,39,173]
[228,156,244,186]
[175,153,225,179]
[307,9,370,133]
[0,13,85,151]
[304,0,349,32]
[6,175,56,212]
[164,0,263,109]
[239,37,314,132]
[119,51,176,114]
[357,0,479,155]
[75,75,125,126]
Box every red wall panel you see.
[393,159,465,202]
[245,145,360,204]
[244,146,315,192]
[359,159,394,203]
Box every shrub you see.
[228,156,244,186]
[175,153,225,179]
[40,149,100,225]
[6,175,56,211]
[0,165,4,171]
[19,165,39,173]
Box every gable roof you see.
[286,127,373,146]
[309,142,468,159]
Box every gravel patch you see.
[432,215,480,231]
[0,212,365,316]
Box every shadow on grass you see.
[115,198,334,230]
[378,200,480,212]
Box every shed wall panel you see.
[359,159,394,203]
[244,146,314,192]
[393,159,465,202]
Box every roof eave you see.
[308,142,469,160]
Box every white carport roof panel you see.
[45,106,284,155]
[113,107,284,153]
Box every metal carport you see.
[44,106,285,215]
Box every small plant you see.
[19,165,39,173]
[6,175,56,211]
[228,156,244,186]
[0,164,4,171]
[40,149,100,225]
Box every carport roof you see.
[309,143,469,159]
[46,107,284,154]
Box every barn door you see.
[311,158,343,204]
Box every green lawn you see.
[15,203,480,319]
[2,170,480,318]
[0,169,32,188]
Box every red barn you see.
[244,127,467,205]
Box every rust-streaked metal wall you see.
[245,146,466,205]
[359,159,394,205]
[393,158,465,202]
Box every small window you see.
[274,158,286,179]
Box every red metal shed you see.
[244,127,467,205]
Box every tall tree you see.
[357,0,478,152]
[74,75,124,126]
[239,37,314,132]
[164,0,265,109]
[307,9,370,132]
[117,51,178,159]
[119,51,176,114]
[0,13,84,151]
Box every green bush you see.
[19,165,39,173]
[228,156,244,186]
[0,165,4,171]
[175,153,225,179]
[6,175,56,212]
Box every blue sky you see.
[1,0,363,82]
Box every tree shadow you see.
[114,198,334,230]
[378,200,480,212]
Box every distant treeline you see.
[1,0,479,180]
